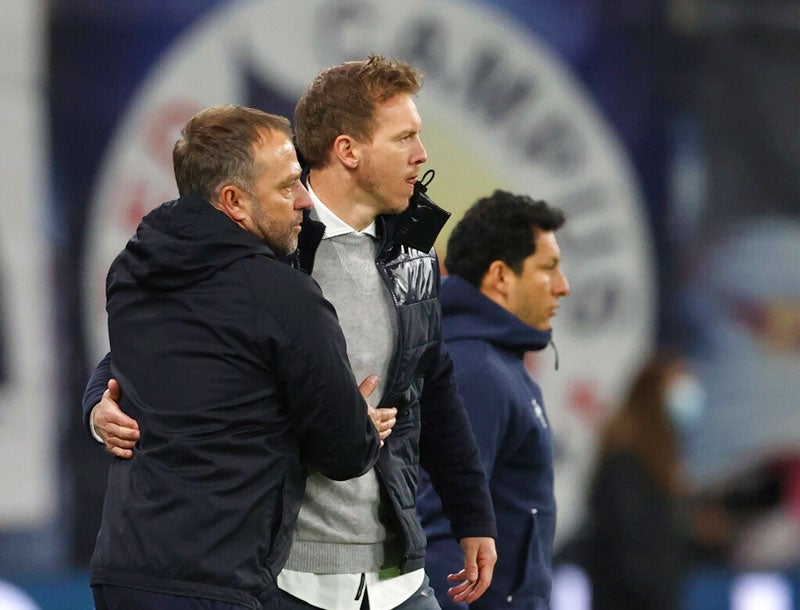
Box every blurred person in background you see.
[583,352,738,610]
[417,190,570,609]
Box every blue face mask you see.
[665,374,706,430]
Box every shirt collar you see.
[307,181,377,240]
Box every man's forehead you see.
[375,93,421,122]
[532,230,561,255]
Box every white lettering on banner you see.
[0,2,54,526]
[83,0,657,546]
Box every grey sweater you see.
[284,232,399,573]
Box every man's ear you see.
[483,260,512,292]
[332,135,359,169]
[217,184,248,224]
[479,260,514,304]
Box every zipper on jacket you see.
[376,258,404,410]
[375,215,405,409]
[295,211,326,274]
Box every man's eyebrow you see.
[280,172,302,186]
[396,127,420,139]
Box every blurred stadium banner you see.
[70,0,658,549]
[0,3,56,528]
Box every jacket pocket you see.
[506,505,554,602]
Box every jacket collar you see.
[295,171,451,274]
[441,275,552,355]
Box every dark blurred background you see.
[1,1,798,608]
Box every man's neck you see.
[307,166,378,232]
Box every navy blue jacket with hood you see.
[88,194,379,608]
[417,275,556,609]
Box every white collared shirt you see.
[306,182,377,239]
[278,569,425,610]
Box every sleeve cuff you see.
[88,412,104,444]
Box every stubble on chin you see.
[383,195,411,216]
[263,232,297,257]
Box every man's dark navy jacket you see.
[88,195,379,609]
[418,275,556,609]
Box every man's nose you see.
[414,136,428,165]
[293,182,313,210]
[556,270,570,297]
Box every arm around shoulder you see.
[81,352,141,457]
[82,352,112,432]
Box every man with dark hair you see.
[85,57,497,609]
[417,190,570,609]
[88,104,382,610]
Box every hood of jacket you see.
[119,193,274,290]
[441,274,552,355]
